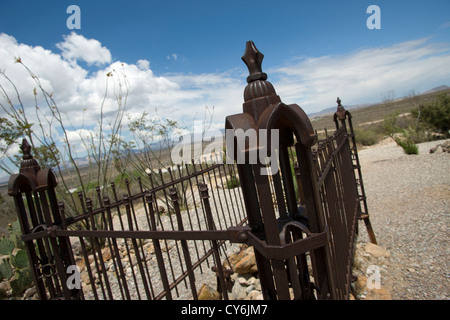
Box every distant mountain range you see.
[309,103,374,118]
[422,85,450,94]
[60,141,165,169]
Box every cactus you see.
[0,237,33,298]
[10,268,33,296]
[0,258,13,280]
[11,250,28,269]
[7,221,25,250]
[0,238,14,255]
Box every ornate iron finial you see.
[19,138,40,174]
[241,41,279,117]
[20,139,33,160]
[242,41,268,83]
[335,97,347,121]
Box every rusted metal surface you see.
[8,139,80,300]
[8,40,375,300]
[225,41,376,300]
[334,97,377,245]
[226,41,331,299]
[9,151,247,300]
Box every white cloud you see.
[0,33,184,126]
[56,32,112,66]
[166,53,178,60]
[63,128,97,153]
[1,32,449,180]
[270,38,450,113]
[137,59,150,70]
[1,33,449,129]
[65,128,95,142]
[440,21,450,29]
[0,33,88,104]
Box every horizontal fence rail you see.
[8,41,376,301]
[9,155,247,300]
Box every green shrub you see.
[0,237,33,297]
[0,237,15,256]
[6,221,25,250]
[412,93,450,137]
[406,128,434,144]
[381,111,424,155]
[395,139,419,155]
[381,112,402,138]
[354,128,380,146]
[226,175,240,189]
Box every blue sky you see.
[2,1,449,74]
[0,0,450,178]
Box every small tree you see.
[412,93,450,138]
[381,111,402,139]
[381,111,419,155]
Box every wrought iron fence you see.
[7,40,376,300]
[8,153,247,300]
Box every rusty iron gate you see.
[8,41,376,300]
[8,144,247,300]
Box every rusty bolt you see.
[237,231,248,243]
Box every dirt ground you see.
[356,138,449,299]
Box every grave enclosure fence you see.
[7,41,376,300]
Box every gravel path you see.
[356,138,450,300]
[76,184,245,300]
